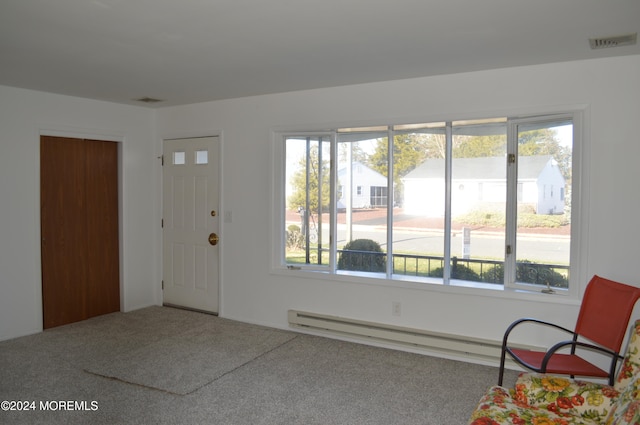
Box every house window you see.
[370,186,387,207]
[276,112,580,295]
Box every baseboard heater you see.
[288,310,542,364]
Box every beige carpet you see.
[0,306,519,424]
[83,317,296,395]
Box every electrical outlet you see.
[392,301,401,316]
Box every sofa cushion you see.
[513,373,618,422]
[606,375,640,424]
[468,385,600,425]
[615,321,640,391]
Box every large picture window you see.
[275,112,581,294]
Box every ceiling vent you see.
[135,97,164,103]
[589,33,637,50]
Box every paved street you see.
[289,208,570,264]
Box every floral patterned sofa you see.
[468,320,640,425]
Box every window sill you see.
[271,266,580,306]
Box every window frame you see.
[274,131,336,272]
[271,109,586,299]
[506,112,582,297]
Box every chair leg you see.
[498,347,507,386]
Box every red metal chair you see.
[498,275,640,386]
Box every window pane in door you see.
[195,150,208,164]
[173,151,185,165]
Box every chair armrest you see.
[543,339,622,360]
[542,339,623,384]
[498,318,577,386]
[513,373,619,421]
[503,318,575,345]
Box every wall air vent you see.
[589,33,637,50]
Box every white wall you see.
[0,86,160,341]
[156,55,640,353]
[2,54,639,360]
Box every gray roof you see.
[402,155,554,181]
[337,161,386,179]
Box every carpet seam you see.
[83,333,300,396]
[82,370,185,396]
[184,334,300,395]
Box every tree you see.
[453,134,506,158]
[367,133,443,204]
[453,128,570,180]
[338,142,368,164]
[518,129,571,181]
[287,144,331,212]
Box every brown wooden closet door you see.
[41,136,120,329]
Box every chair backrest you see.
[575,275,640,352]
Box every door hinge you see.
[508,153,516,164]
[160,154,164,166]
[161,218,164,228]
[161,280,164,290]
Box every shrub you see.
[338,239,386,272]
[286,225,304,249]
[482,261,568,288]
[429,263,481,281]
[516,261,568,288]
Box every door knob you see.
[208,233,219,246]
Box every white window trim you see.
[505,111,584,298]
[271,131,336,272]
[270,107,588,300]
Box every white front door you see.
[162,136,219,313]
